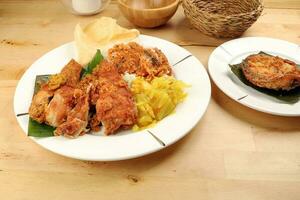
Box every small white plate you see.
[14,35,211,161]
[208,37,300,116]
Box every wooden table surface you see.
[1,0,300,199]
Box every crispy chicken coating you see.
[54,89,89,138]
[28,86,54,123]
[92,61,137,135]
[60,59,83,87]
[78,61,138,134]
[242,54,300,90]
[44,85,76,127]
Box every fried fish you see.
[242,53,300,90]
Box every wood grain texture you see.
[1,0,300,200]
[264,0,300,9]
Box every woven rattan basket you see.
[182,0,263,38]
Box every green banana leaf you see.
[229,52,300,104]
[81,49,104,77]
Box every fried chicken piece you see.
[43,85,89,138]
[29,59,82,123]
[44,86,76,127]
[78,74,101,105]
[77,73,103,132]
[46,59,82,90]
[92,61,137,135]
[108,42,172,80]
[54,89,89,138]
[60,59,83,87]
[242,53,300,90]
[28,85,54,123]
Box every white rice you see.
[122,72,136,87]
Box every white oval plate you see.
[208,37,300,116]
[14,35,211,161]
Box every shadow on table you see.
[174,18,228,47]
[211,81,300,134]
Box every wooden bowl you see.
[118,0,179,28]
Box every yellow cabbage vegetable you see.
[131,76,188,131]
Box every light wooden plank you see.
[264,0,300,9]
[1,1,300,200]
